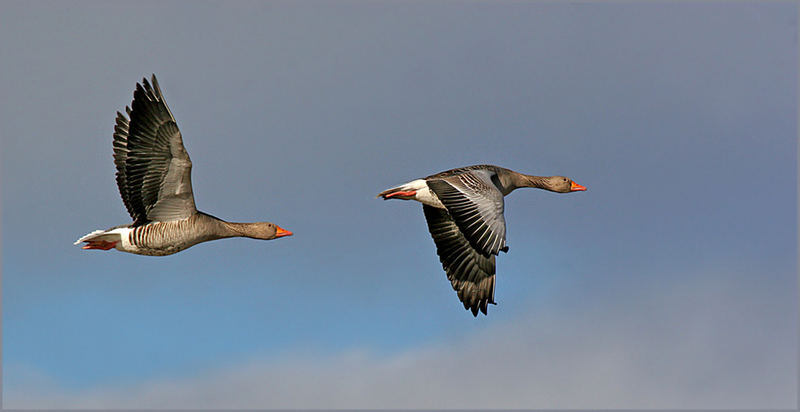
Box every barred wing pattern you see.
[113,75,196,226]
[421,169,510,316]
[426,169,507,256]
[423,205,496,316]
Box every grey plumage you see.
[426,169,507,256]
[423,205,496,316]
[113,76,195,226]
[380,164,585,316]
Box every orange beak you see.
[570,181,587,192]
[275,226,293,238]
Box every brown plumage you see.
[75,75,292,256]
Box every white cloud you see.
[6,268,796,409]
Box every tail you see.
[377,181,423,200]
[377,186,405,199]
[74,229,107,245]
[75,229,122,250]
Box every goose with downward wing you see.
[379,165,585,316]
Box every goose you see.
[378,165,585,316]
[75,75,292,256]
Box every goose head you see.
[542,176,587,193]
[246,222,293,240]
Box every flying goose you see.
[378,165,585,316]
[75,75,292,256]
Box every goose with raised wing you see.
[75,75,292,256]
[378,165,585,316]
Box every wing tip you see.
[466,299,490,317]
[135,74,160,101]
[150,73,161,95]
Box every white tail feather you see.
[75,229,107,245]
[74,228,126,245]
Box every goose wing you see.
[113,75,196,226]
[426,169,507,256]
[423,205,496,316]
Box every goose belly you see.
[119,220,206,256]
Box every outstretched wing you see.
[113,75,196,226]
[423,205,496,316]
[426,169,507,256]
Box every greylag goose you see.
[75,75,292,256]
[378,165,585,316]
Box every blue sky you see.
[1,1,797,408]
